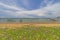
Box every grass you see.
[0,26,60,40]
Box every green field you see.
[0,26,60,40]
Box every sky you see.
[0,0,60,18]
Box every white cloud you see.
[15,2,60,17]
[0,2,24,11]
[0,0,60,18]
[44,3,60,17]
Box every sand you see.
[0,22,60,28]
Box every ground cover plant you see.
[0,26,60,40]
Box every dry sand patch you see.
[0,23,60,28]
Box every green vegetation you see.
[0,26,60,40]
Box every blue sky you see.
[0,0,60,18]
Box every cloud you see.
[0,2,24,10]
[0,0,60,18]
[44,3,60,17]
[15,2,60,18]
